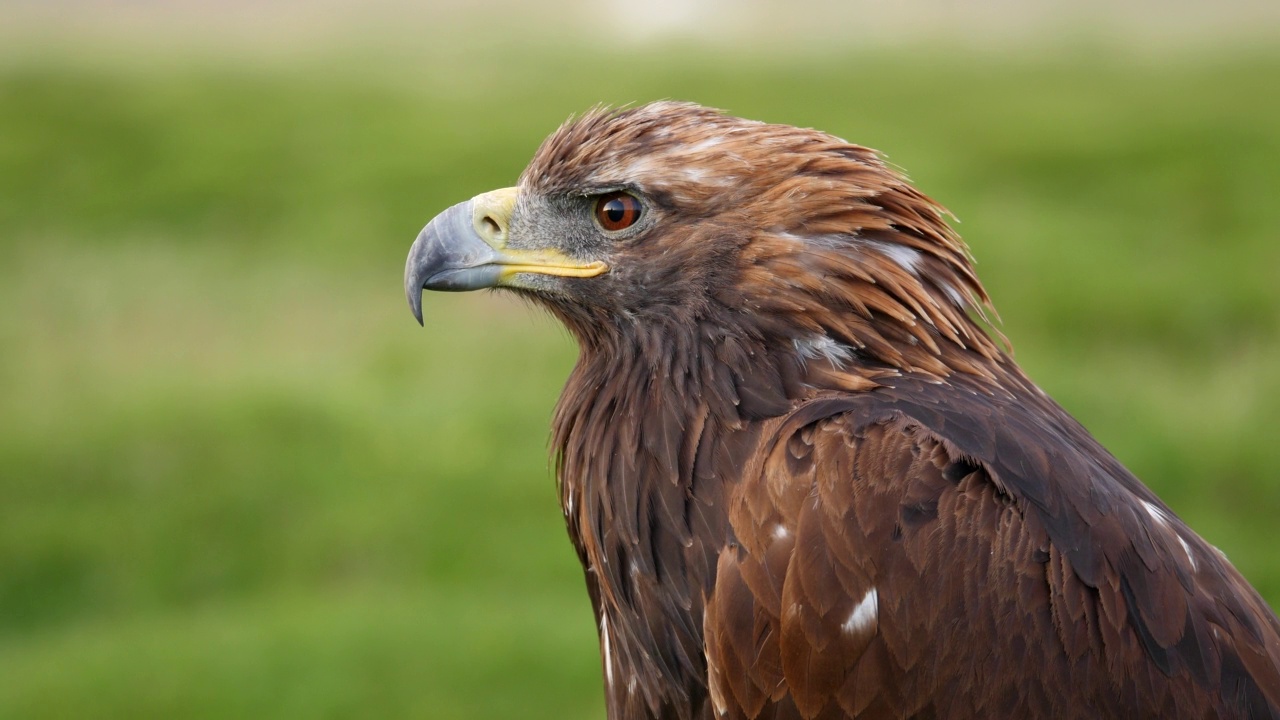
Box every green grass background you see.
[1,33,1278,719]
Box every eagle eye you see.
[593,192,643,232]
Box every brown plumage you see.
[404,102,1280,719]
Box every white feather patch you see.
[601,614,614,688]
[864,240,923,275]
[1141,499,1172,528]
[842,588,878,635]
[793,334,853,366]
[786,231,849,249]
[1177,535,1198,572]
[939,281,969,307]
[612,156,661,182]
[685,137,724,153]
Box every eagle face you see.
[409,103,771,340]
[405,102,1280,720]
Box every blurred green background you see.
[1,2,1278,718]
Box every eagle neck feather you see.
[552,319,789,718]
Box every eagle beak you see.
[404,186,608,325]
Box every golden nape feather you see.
[405,102,1280,720]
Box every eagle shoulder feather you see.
[703,376,1280,719]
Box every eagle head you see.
[406,101,1002,378]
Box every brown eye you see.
[593,192,643,232]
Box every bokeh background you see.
[1,1,1278,717]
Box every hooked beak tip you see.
[407,285,425,326]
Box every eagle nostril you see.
[476,213,507,249]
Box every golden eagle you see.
[404,102,1280,719]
